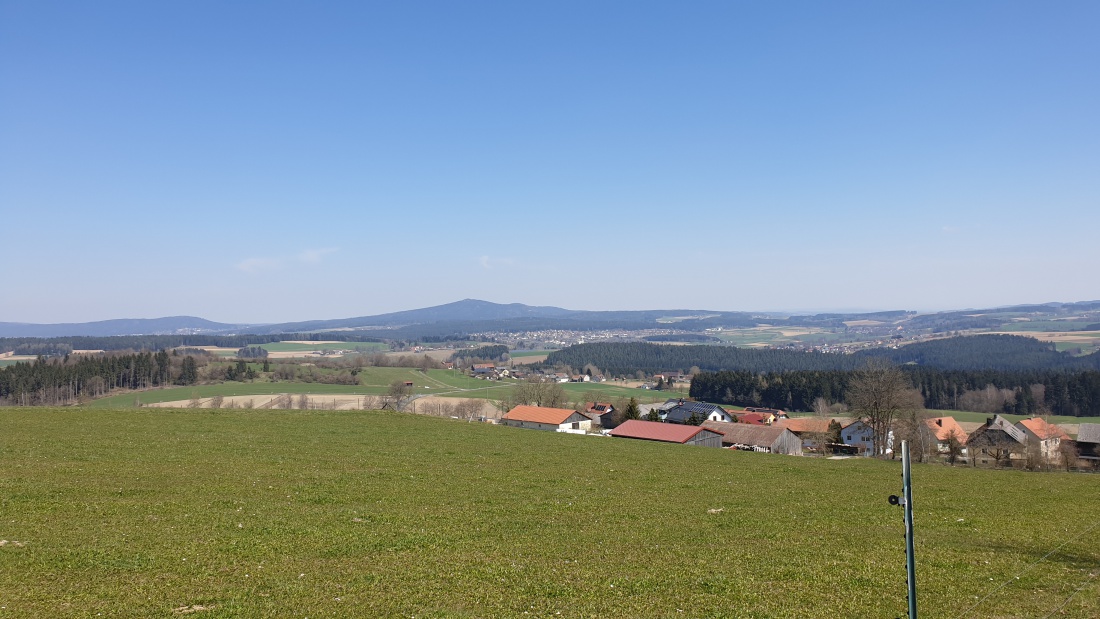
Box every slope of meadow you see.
[1,409,1097,618]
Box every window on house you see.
[846,435,852,441]
[571,422,579,430]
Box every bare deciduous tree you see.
[847,360,922,457]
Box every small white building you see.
[500,405,592,433]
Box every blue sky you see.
[2,1,1097,324]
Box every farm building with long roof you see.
[610,419,723,447]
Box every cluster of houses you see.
[497,398,1100,470]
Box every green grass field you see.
[83,369,675,408]
[1,408,1096,618]
[509,350,555,358]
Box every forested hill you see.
[543,342,864,375]
[544,335,1100,375]
[854,334,1100,371]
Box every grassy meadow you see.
[2,408,1097,618]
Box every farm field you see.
[83,368,676,409]
[1,408,1097,618]
[713,326,852,348]
[259,341,389,356]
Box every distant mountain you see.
[243,299,578,334]
[5,298,1099,339]
[0,317,243,338]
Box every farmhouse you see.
[500,405,592,433]
[584,402,616,428]
[966,414,1027,467]
[840,420,875,456]
[923,417,968,454]
[659,399,733,424]
[1015,417,1070,464]
[610,419,724,448]
[701,421,803,455]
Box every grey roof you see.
[662,400,729,423]
[1077,423,1100,444]
[701,421,789,446]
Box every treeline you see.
[689,368,1100,417]
[449,345,509,362]
[0,351,201,406]
[0,333,384,355]
[544,342,865,375]
[856,334,1100,371]
[543,336,1100,375]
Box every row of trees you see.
[689,367,1100,416]
[545,336,1100,377]
[0,351,205,406]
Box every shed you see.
[1074,423,1100,463]
[701,421,803,455]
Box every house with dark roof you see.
[966,414,1027,467]
[701,421,803,455]
[610,419,723,447]
[584,402,616,429]
[658,399,733,424]
[500,405,591,433]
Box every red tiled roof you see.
[1017,417,1070,441]
[775,418,831,434]
[610,420,709,443]
[924,417,968,444]
[736,413,768,425]
[502,405,582,425]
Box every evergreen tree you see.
[178,356,198,385]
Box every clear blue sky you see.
[2,1,1097,324]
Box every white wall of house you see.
[500,416,592,432]
[842,421,875,455]
[707,410,732,422]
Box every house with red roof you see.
[1015,417,1071,466]
[923,417,968,454]
[610,419,723,447]
[500,405,592,433]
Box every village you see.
[496,397,1100,472]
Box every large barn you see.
[610,419,723,447]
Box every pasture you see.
[1,408,1097,618]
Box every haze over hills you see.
[0,317,243,339]
[1,298,1098,339]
